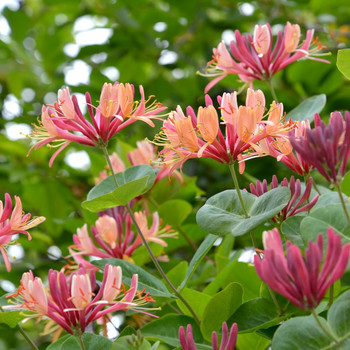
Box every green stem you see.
[101,146,201,326]
[0,306,38,350]
[268,288,282,315]
[77,334,86,350]
[311,309,339,344]
[329,284,334,308]
[228,163,249,217]
[335,182,350,227]
[267,78,279,103]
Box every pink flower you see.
[28,83,166,167]
[290,111,350,183]
[69,206,175,269]
[248,175,318,223]
[6,264,156,334]
[179,322,238,350]
[0,193,45,272]
[254,228,350,310]
[201,22,329,92]
[156,89,290,174]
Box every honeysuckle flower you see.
[0,193,45,272]
[201,22,329,92]
[179,322,238,350]
[6,264,156,334]
[27,83,166,166]
[70,206,175,269]
[290,111,350,183]
[254,228,350,310]
[248,175,318,223]
[155,89,290,173]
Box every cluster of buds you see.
[27,83,166,166]
[255,228,349,310]
[201,22,328,92]
[5,264,156,334]
[179,322,238,350]
[0,193,45,272]
[69,205,176,270]
[156,88,291,174]
[248,175,319,223]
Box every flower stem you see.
[329,284,334,308]
[101,147,201,326]
[335,182,350,227]
[268,287,282,315]
[77,334,86,350]
[267,79,279,103]
[311,309,339,344]
[228,163,249,217]
[0,306,38,350]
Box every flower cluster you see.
[6,264,156,334]
[254,228,349,310]
[156,88,291,173]
[28,83,166,166]
[248,175,319,223]
[290,111,350,183]
[69,206,176,270]
[179,322,238,350]
[201,22,328,92]
[0,193,45,272]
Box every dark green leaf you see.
[47,333,112,350]
[92,258,175,298]
[196,188,290,236]
[82,165,155,212]
[328,290,350,338]
[281,215,305,248]
[179,234,218,291]
[287,94,326,122]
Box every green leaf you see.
[47,333,112,350]
[157,199,192,227]
[337,49,350,80]
[179,234,218,291]
[271,316,334,350]
[341,171,350,196]
[112,337,152,350]
[141,314,211,349]
[82,165,155,212]
[328,290,350,338]
[201,282,243,340]
[166,261,188,290]
[228,298,286,333]
[281,215,305,248]
[176,288,211,320]
[0,311,30,328]
[300,203,350,245]
[196,188,290,236]
[287,94,326,122]
[92,258,175,298]
[236,332,271,350]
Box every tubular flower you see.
[27,83,167,167]
[155,89,290,174]
[0,193,45,272]
[201,22,329,92]
[290,111,350,183]
[248,175,319,223]
[179,322,238,350]
[69,206,176,269]
[254,228,350,310]
[5,264,156,334]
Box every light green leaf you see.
[196,188,290,236]
[92,258,175,298]
[82,165,155,212]
[337,49,350,80]
[47,333,112,350]
[176,288,211,320]
[157,199,192,227]
[287,94,326,122]
[328,290,350,339]
[281,215,305,248]
[179,234,218,291]
[0,311,32,328]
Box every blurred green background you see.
[0,0,350,348]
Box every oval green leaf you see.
[287,94,326,122]
[82,165,155,212]
[47,333,112,350]
[196,188,290,236]
[337,49,350,80]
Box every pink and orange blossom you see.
[0,193,45,272]
[28,82,166,166]
[201,22,329,92]
[254,228,350,310]
[6,264,156,334]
